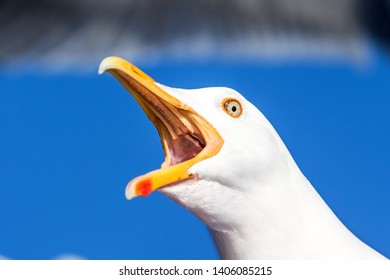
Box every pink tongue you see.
[169,134,204,165]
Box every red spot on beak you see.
[135,179,152,197]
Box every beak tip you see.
[125,178,154,200]
[98,56,123,75]
[125,185,136,200]
[98,57,111,75]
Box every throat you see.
[163,173,384,260]
[168,134,205,165]
[206,178,311,260]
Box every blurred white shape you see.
[0,253,85,260]
[54,254,85,260]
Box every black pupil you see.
[231,105,237,112]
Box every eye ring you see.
[222,98,243,118]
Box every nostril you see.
[131,65,152,81]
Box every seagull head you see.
[99,57,293,227]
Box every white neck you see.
[208,169,384,259]
[162,160,385,259]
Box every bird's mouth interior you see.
[132,83,207,170]
[158,116,206,168]
[99,57,223,199]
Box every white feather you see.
[157,85,386,259]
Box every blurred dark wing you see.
[0,0,389,69]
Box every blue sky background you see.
[0,49,389,259]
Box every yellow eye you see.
[223,98,242,118]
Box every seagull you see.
[99,56,387,260]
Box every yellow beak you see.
[99,57,224,199]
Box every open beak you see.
[99,57,224,199]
